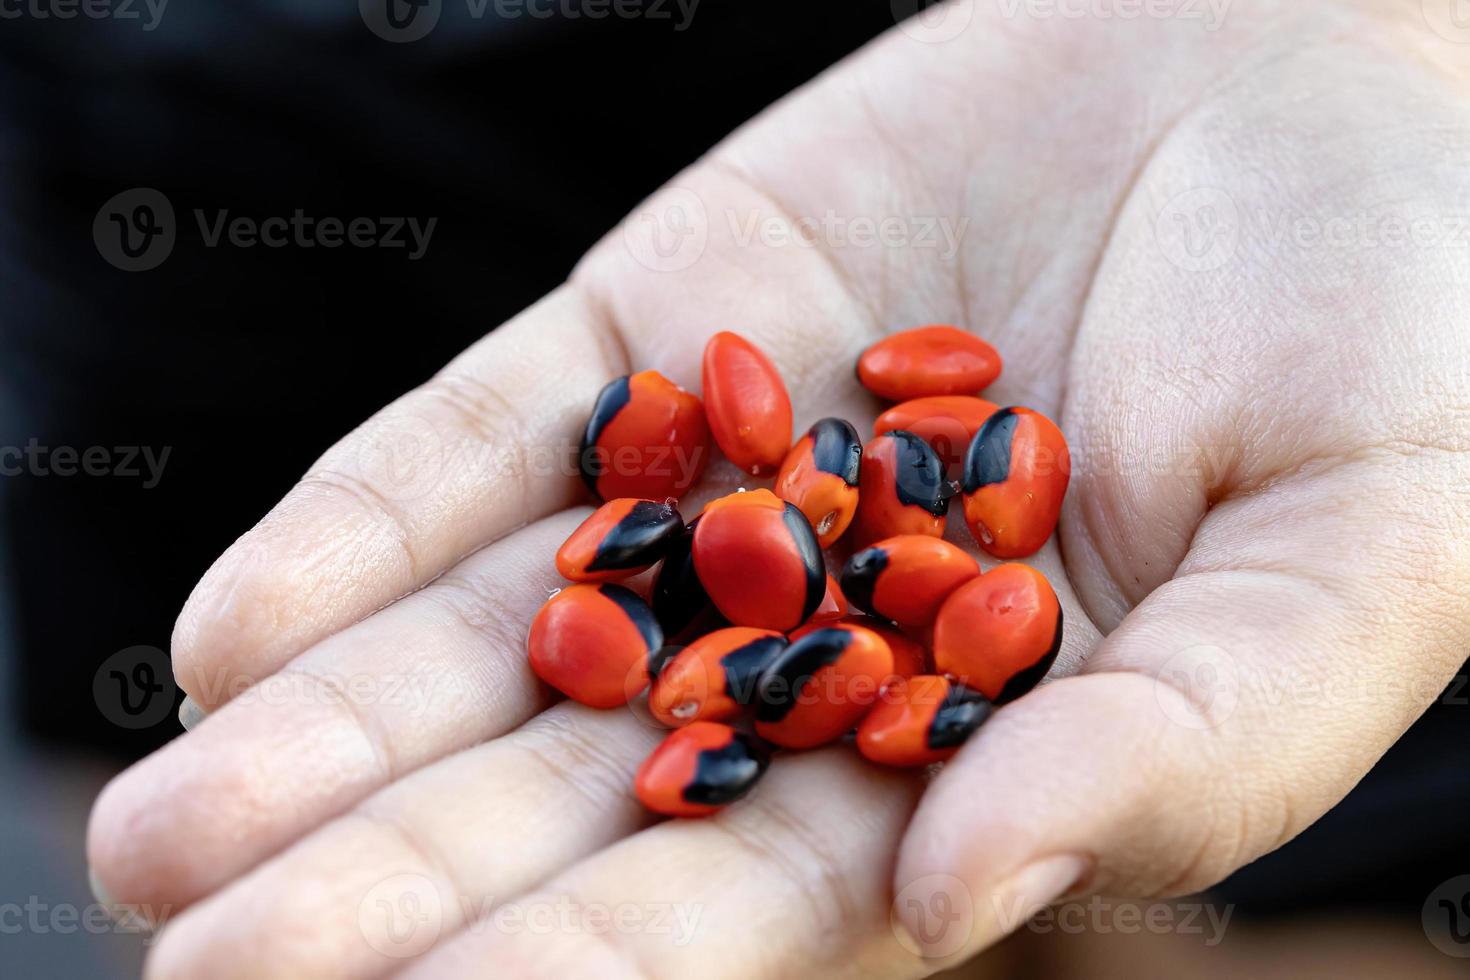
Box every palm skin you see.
[88,2,1470,977]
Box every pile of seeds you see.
[527,327,1069,817]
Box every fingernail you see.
[177,695,205,731]
[89,867,114,907]
[981,853,1092,946]
[89,868,157,934]
[893,854,1090,963]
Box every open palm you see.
[89,2,1470,976]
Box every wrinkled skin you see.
[88,2,1470,977]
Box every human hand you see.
[89,2,1470,975]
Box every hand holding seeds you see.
[89,4,1470,976]
[539,328,1066,812]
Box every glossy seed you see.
[841,535,980,628]
[648,627,787,728]
[875,396,1001,475]
[857,675,993,767]
[857,326,1002,402]
[692,489,824,632]
[635,722,771,818]
[849,430,949,548]
[555,498,684,582]
[754,622,893,749]
[960,406,1070,559]
[773,418,862,548]
[527,583,664,708]
[702,332,794,476]
[580,370,710,502]
[932,563,1062,703]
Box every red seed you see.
[773,418,862,547]
[754,621,893,749]
[857,326,1002,402]
[581,370,710,501]
[960,407,1070,559]
[635,722,770,818]
[932,564,1062,703]
[648,627,786,728]
[555,498,684,583]
[856,675,993,768]
[849,431,949,548]
[527,583,663,708]
[692,489,824,632]
[702,332,793,476]
[875,396,1000,475]
[841,535,981,628]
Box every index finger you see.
[173,287,627,707]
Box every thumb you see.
[891,452,1470,965]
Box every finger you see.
[397,748,929,980]
[142,703,663,980]
[895,452,1470,965]
[89,509,588,915]
[174,287,626,708]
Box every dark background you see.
[0,2,1466,977]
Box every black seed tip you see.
[926,683,994,750]
[962,407,1019,493]
[781,502,826,625]
[885,430,949,518]
[840,546,889,618]
[586,500,684,572]
[579,375,633,498]
[755,627,851,724]
[808,418,863,485]
[652,520,716,639]
[992,604,1063,704]
[719,635,788,706]
[597,583,664,657]
[683,732,770,806]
